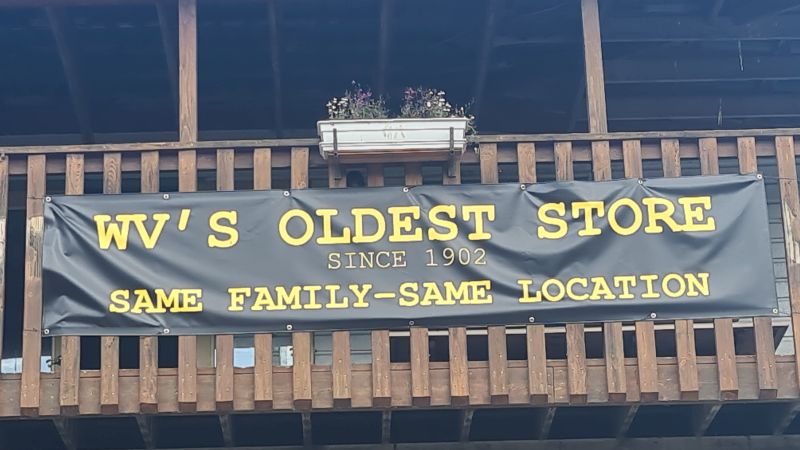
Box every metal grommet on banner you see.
[286,324,293,331]
[283,191,290,197]
[773,308,779,314]
[649,312,657,319]
[638,178,644,185]
[45,196,52,203]
[43,328,50,335]
[402,187,409,193]
[757,173,764,180]
[520,184,526,190]
[408,320,415,326]
[162,193,170,200]
[528,316,535,323]
[163,328,170,334]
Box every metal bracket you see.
[331,127,343,180]
[446,126,458,178]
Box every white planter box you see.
[317,117,469,159]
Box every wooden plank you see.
[448,327,469,406]
[487,326,509,404]
[699,138,739,401]
[178,0,197,143]
[410,327,430,407]
[332,331,352,407]
[479,143,499,183]
[661,139,699,401]
[623,140,658,402]
[526,325,548,403]
[371,330,391,408]
[139,151,159,413]
[215,149,235,411]
[21,154,45,416]
[593,140,626,402]
[252,148,273,410]
[736,138,779,400]
[517,143,536,183]
[580,0,608,133]
[290,147,312,410]
[60,154,82,415]
[554,141,586,403]
[177,149,197,412]
[100,152,121,414]
[775,135,800,391]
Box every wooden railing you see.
[1,130,799,418]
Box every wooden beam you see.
[60,154,82,415]
[101,153,122,415]
[472,0,498,118]
[139,151,159,413]
[580,0,608,133]
[268,0,284,137]
[177,149,198,413]
[53,418,77,450]
[459,409,474,442]
[694,404,722,437]
[376,0,393,95]
[45,7,93,143]
[156,0,179,118]
[410,327,430,407]
[136,415,155,449]
[449,327,469,406]
[178,0,198,143]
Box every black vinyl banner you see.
[42,173,778,336]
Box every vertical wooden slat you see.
[178,149,198,412]
[21,154,45,416]
[775,136,800,391]
[661,139,700,401]
[592,140,626,402]
[253,148,273,410]
[479,144,508,404]
[580,0,608,133]
[554,142,587,403]
[100,153,121,415]
[518,143,547,403]
[699,138,739,401]
[215,149,235,411]
[290,147,313,410]
[410,327,430,407]
[739,136,778,400]
[178,0,197,143]
[623,140,658,401]
[139,151,159,413]
[332,331,352,408]
[60,154,82,415]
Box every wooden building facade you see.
[2,0,800,449]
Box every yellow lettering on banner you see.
[278,209,314,246]
[468,280,493,305]
[541,279,565,302]
[399,282,420,307]
[517,279,541,303]
[208,210,239,248]
[428,204,458,241]
[388,206,422,242]
[227,287,250,311]
[537,203,567,239]
[679,196,716,231]
[352,208,385,244]
[589,276,616,300]
[252,287,277,311]
[607,198,643,236]
[685,272,710,296]
[571,201,605,237]
[324,285,345,309]
[109,289,130,313]
[316,209,352,244]
[566,277,589,300]
[275,285,303,310]
[643,198,683,233]
[613,276,637,299]
[640,274,661,299]
[94,213,170,250]
[420,282,445,306]
[350,284,372,308]
[661,273,686,298]
[462,205,495,240]
[303,285,323,310]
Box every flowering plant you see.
[326,81,388,120]
[400,87,476,134]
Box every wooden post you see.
[178,0,197,143]
[215,149,235,411]
[100,153,121,414]
[580,0,608,133]
[253,148,273,410]
[21,154,45,416]
[139,151,160,413]
[60,154,82,415]
[290,147,313,410]
[661,139,699,401]
[406,165,430,407]
[177,149,197,412]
